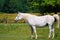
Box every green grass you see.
[0,23,60,40]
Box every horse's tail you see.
[53,14,60,28]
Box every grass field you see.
[0,23,60,40]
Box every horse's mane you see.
[18,12,36,16]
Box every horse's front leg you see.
[32,26,37,39]
[30,25,34,39]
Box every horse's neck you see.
[22,14,31,19]
[22,14,35,18]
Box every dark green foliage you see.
[0,0,60,13]
[1,0,17,13]
[0,0,5,12]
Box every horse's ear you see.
[17,11,23,15]
[16,11,19,14]
[18,11,22,14]
[18,11,20,13]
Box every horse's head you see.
[14,12,23,22]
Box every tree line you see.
[0,0,60,14]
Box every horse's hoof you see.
[31,35,34,39]
[48,37,51,39]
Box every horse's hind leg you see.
[48,25,54,39]
[52,25,54,39]
[48,25,52,38]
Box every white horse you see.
[15,12,59,39]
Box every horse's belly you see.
[36,22,47,26]
[35,20,47,26]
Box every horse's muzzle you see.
[14,20,18,23]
